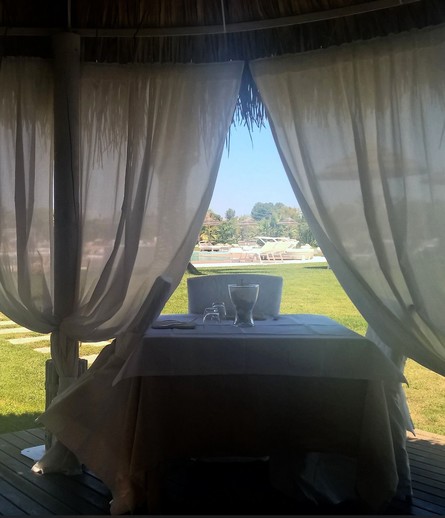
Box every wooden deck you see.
[395,430,445,516]
[0,428,111,515]
[0,427,444,515]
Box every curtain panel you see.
[71,60,243,340]
[34,58,243,482]
[250,24,445,377]
[0,58,55,333]
[0,57,243,383]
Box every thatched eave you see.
[0,0,443,127]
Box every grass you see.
[0,339,48,433]
[0,262,444,435]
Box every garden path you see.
[1,319,107,365]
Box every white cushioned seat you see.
[187,274,283,319]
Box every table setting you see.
[39,277,410,513]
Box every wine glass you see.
[203,307,221,325]
[212,302,226,320]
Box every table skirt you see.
[39,343,399,514]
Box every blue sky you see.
[209,122,300,218]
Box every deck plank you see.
[403,431,445,516]
[410,464,445,483]
[413,488,445,508]
[1,428,111,507]
[0,427,444,515]
[410,464,445,480]
[0,428,111,515]
[409,496,445,516]
[411,472,445,492]
[0,493,27,516]
[407,444,445,462]
[0,476,51,515]
[0,461,77,515]
[0,450,107,515]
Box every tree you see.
[286,225,300,241]
[225,208,236,220]
[275,204,301,221]
[238,223,258,242]
[197,202,310,245]
[215,220,238,244]
[200,225,219,243]
[257,218,273,236]
[251,202,274,220]
[206,209,222,222]
[298,218,317,246]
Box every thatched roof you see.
[1,0,444,126]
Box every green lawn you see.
[1,262,444,435]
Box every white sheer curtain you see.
[30,59,243,499]
[250,24,445,377]
[0,56,243,407]
[0,58,55,333]
[69,60,243,340]
[0,57,242,346]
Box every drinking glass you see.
[212,302,226,320]
[228,284,259,327]
[203,307,221,325]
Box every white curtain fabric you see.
[250,24,445,377]
[32,58,243,479]
[70,60,243,340]
[0,58,243,392]
[0,58,55,333]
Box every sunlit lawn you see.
[0,262,444,435]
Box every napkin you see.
[151,319,196,329]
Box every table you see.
[117,313,405,381]
[40,314,408,514]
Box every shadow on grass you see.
[0,412,43,435]
[196,267,280,275]
[192,264,331,276]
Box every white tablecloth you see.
[40,314,408,514]
[116,314,405,382]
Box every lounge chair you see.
[244,241,278,263]
[269,240,299,262]
[282,244,315,261]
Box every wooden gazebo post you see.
[53,32,80,329]
[45,33,86,442]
